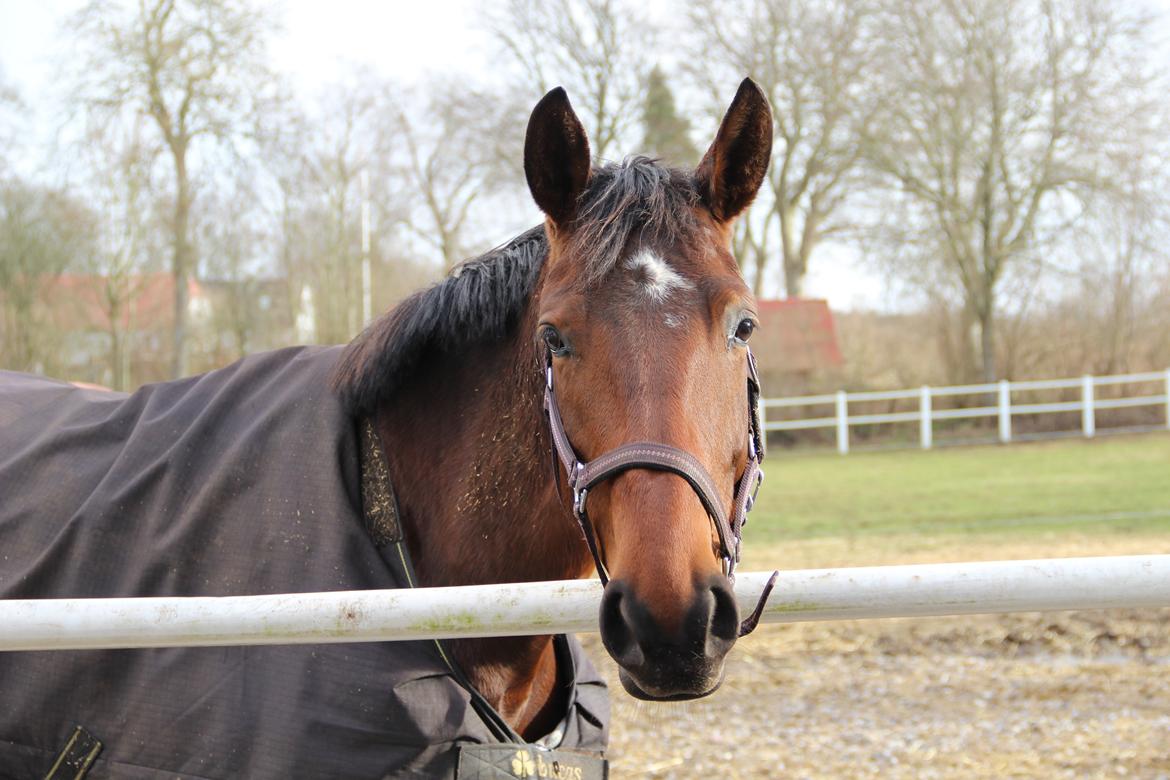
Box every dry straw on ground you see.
[588,536,1170,779]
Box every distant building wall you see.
[753,299,844,395]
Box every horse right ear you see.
[524,87,591,228]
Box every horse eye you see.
[542,326,568,356]
[734,319,755,343]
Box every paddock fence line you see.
[2,556,1168,651]
[763,368,1170,454]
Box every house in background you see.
[38,273,310,389]
[40,273,210,388]
[752,298,843,395]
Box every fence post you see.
[835,390,849,455]
[919,386,932,450]
[1165,369,1170,430]
[998,380,1012,443]
[1082,375,1095,438]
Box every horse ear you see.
[695,78,773,223]
[524,87,591,227]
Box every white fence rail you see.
[763,369,1170,454]
[2,557,1168,651]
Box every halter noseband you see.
[542,348,778,637]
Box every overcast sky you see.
[2,1,1166,311]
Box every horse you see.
[0,79,773,778]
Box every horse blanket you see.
[0,347,608,778]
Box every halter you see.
[543,348,778,637]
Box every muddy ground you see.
[585,537,1170,779]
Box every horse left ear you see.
[524,87,592,228]
[695,78,773,223]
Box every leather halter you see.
[543,348,778,637]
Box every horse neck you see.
[373,301,591,737]
[374,324,587,587]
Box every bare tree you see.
[386,81,525,270]
[484,0,654,161]
[1050,142,1170,377]
[264,76,414,344]
[0,71,22,175]
[259,103,321,339]
[70,118,164,389]
[263,78,426,345]
[0,181,94,372]
[864,0,1159,383]
[685,0,880,297]
[302,82,380,341]
[66,0,277,377]
[197,177,268,362]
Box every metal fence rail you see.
[2,557,1168,651]
[763,369,1170,454]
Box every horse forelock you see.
[332,157,703,416]
[570,157,701,287]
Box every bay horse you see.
[0,79,773,777]
[335,78,774,724]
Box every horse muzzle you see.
[598,575,739,701]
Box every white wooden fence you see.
[3,557,1168,651]
[764,369,1170,454]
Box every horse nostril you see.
[599,583,645,669]
[707,577,740,649]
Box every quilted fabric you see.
[0,347,607,779]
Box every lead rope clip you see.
[737,570,778,637]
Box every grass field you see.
[611,432,1170,778]
[739,432,1170,570]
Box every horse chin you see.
[616,667,725,702]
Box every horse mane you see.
[331,225,547,416]
[332,157,699,417]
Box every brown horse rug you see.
[0,346,608,778]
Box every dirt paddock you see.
[587,537,1170,778]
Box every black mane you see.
[331,225,547,416]
[332,158,699,417]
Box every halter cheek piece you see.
[543,348,778,637]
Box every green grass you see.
[748,432,1170,542]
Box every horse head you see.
[526,80,773,700]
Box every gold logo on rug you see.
[511,749,536,777]
[510,748,584,779]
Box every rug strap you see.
[43,726,102,780]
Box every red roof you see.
[42,273,203,333]
[753,298,843,377]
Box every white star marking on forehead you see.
[624,249,694,304]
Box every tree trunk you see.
[747,247,762,297]
[11,303,34,372]
[783,260,804,299]
[779,203,804,298]
[109,307,123,391]
[171,149,192,378]
[978,304,997,384]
